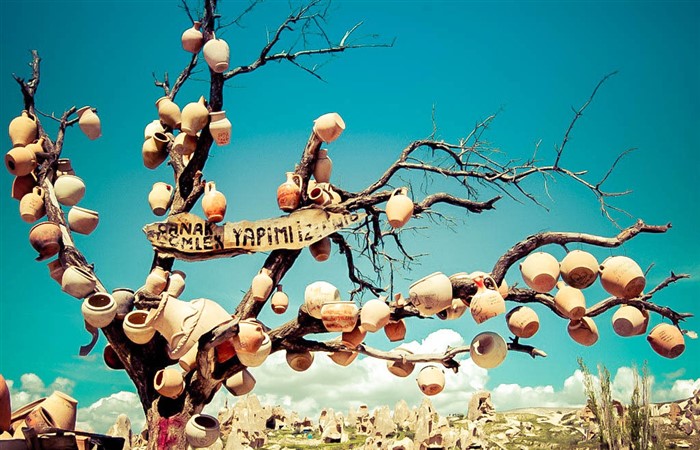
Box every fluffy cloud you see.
[77,391,145,434]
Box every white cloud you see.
[77,391,145,434]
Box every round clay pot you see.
[599,256,646,299]
[409,272,453,316]
[470,332,508,369]
[29,221,62,261]
[387,348,414,378]
[277,172,302,212]
[77,106,101,140]
[567,317,599,346]
[56,158,76,177]
[270,286,289,314]
[103,344,124,370]
[469,276,505,324]
[24,137,46,157]
[209,111,232,146]
[224,369,256,396]
[181,96,209,136]
[313,112,345,143]
[11,173,38,201]
[0,374,10,432]
[144,119,165,141]
[612,305,649,337]
[506,306,540,339]
[647,323,685,359]
[309,237,332,262]
[520,252,560,293]
[67,206,99,235]
[286,351,315,372]
[172,132,197,155]
[237,333,271,367]
[112,288,135,320]
[251,270,273,301]
[384,319,407,342]
[313,148,333,183]
[155,97,181,129]
[185,414,220,448]
[329,350,358,366]
[154,369,185,399]
[554,282,587,320]
[144,266,169,296]
[321,301,359,332]
[123,310,156,345]
[148,182,173,216]
[202,181,227,223]
[47,259,65,285]
[8,110,37,147]
[202,33,230,72]
[19,187,45,223]
[560,250,599,289]
[40,391,77,430]
[142,134,169,169]
[5,146,37,176]
[416,366,445,396]
[181,21,204,53]
[304,281,341,319]
[82,292,117,328]
[166,270,187,298]
[386,188,414,229]
[232,319,265,354]
[359,299,391,332]
[341,325,367,349]
[54,175,86,206]
[61,266,97,299]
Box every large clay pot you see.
[286,351,314,372]
[61,266,97,299]
[11,173,37,201]
[202,181,227,223]
[309,237,331,262]
[224,369,256,396]
[232,318,265,354]
[185,414,220,448]
[54,174,86,206]
[560,250,599,289]
[341,325,367,349]
[144,119,165,141]
[276,172,303,212]
[203,33,230,73]
[123,310,156,345]
[8,110,37,147]
[82,292,117,328]
[47,259,65,285]
[209,111,232,146]
[416,366,445,396]
[470,332,507,369]
[181,96,209,136]
[5,146,37,176]
[0,374,10,432]
[181,21,204,53]
[321,301,359,332]
[144,266,169,296]
[154,369,185,399]
[270,285,288,314]
[554,282,586,320]
[172,132,197,155]
[155,97,181,129]
[469,276,505,324]
[506,306,540,338]
[386,188,414,229]
[304,281,341,319]
[313,112,345,143]
[567,317,599,346]
[24,138,46,157]
[29,221,62,261]
[19,187,45,223]
[329,350,358,366]
[103,344,124,370]
[40,391,78,430]
[251,269,273,301]
[142,133,170,169]
[237,333,271,367]
[359,298,391,332]
[520,252,560,293]
[387,349,414,378]
[68,206,99,235]
[167,270,187,298]
[148,182,173,216]
[384,319,407,342]
[313,148,333,183]
[612,305,649,337]
[112,288,135,320]
[599,256,646,299]
[77,106,101,140]
[409,272,453,316]
[647,323,685,359]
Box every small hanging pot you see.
[123,310,156,345]
[224,369,256,396]
[416,366,445,396]
[286,350,315,372]
[209,111,232,146]
[520,252,560,293]
[276,172,303,212]
[77,106,101,140]
[304,281,341,319]
[61,266,97,299]
[554,282,586,320]
[29,221,62,261]
[19,187,45,223]
[612,305,649,337]
[386,188,414,229]
[387,348,415,378]
[506,306,540,339]
[470,332,508,369]
[166,270,187,298]
[599,256,646,299]
[309,237,332,262]
[203,33,230,73]
[181,21,204,53]
[154,369,185,399]
[359,298,391,332]
[647,323,685,359]
[313,148,333,183]
[409,272,453,316]
[270,285,289,314]
[148,182,173,216]
[155,97,181,130]
[181,96,209,137]
[321,301,359,333]
[251,269,273,301]
[67,206,100,235]
[567,317,599,346]
[341,325,367,349]
[313,112,345,143]
[560,250,599,289]
[81,292,117,328]
[8,110,38,147]
[384,319,407,342]
[469,275,505,324]
[201,181,227,223]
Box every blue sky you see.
[1,0,698,431]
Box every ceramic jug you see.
[123,310,156,345]
[341,325,367,349]
[5,146,37,176]
[321,301,359,332]
[224,369,256,396]
[359,298,391,332]
[560,250,599,289]
[24,137,46,157]
[144,266,169,296]
[416,366,445,396]
[8,110,37,147]
[77,106,101,140]
[310,237,331,262]
[29,221,62,261]
[304,281,340,319]
[67,206,99,235]
[185,414,220,448]
[599,256,646,299]
[148,182,173,216]
[209,111,232,146]
[54,174,86,206]
[313,112,345,143]
[467,271,509,299]
[270,285,289,314]
[409,272,453,316]
[203,33,230,73]
[647,323,685,359]
[286,351,315,372]
[181,21,204,53]
[554,282,586,320]
[144,119,165,141]
[112,288,135,319]
[387,348,414,378]
[470,332,507,369]
[19,187,45,223]
[172,131,197,156]
[520,251,560,293]
[142,133,170,169]
[567,317,599,346]
[11,172,37,201]
[232,318,265,354]
[61,266,97,299]
[384,319,407,342]
[313,148,333,183]
[612,305,649,337]
[506,306,540,338]
[386,188,413,228]
[155,97,181,129]
[469,275,505,324]
[276,172,302,212]
[237,333,271,367]
[154,369,185,399]
[251,269,273,301]
[202,181,227,222]
[167,270,187,298]
[81,292,117,328]
[181,96,209,136]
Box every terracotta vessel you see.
[321,301,359,332]
[11,173,37,201]
[180,345,199,372]
[112,288,135,319]
[181,96,209,136]
[409,272,453,316]
[77,106,101,140]
[270,285,288,314]
[612,305,649,337]
[277,172,303,212]
[237,333,271,367]
[123,310,156,345]
[329,350,358,366]
[103,344,124,370]
[304,281,340,319]
[172,132,197,155]
[567,317,599,346]
[469,276,505,324]
[24,407,54,433]
[313,148,333,183]
[359,298,391,332]
[203,33,230,73]
[24,137,46,157]
[166,270,187,298]
[467,271,509,299]
[209,111,232,146]
[19,187,45,223]
[148,182,173,216]
[232,318,265,354]
[56,158,75,177]
[54,174,86,206]
[470,332,507,369]
[506,306,540,338]
[313,112,345,143]
[286,351,315,372]
[416,366,445,396]
[520,251,560,293]
[225,369,256,396]
[387,349,414,377]
[341,325,367,348]
[308,185,331,206]
[8,110,37,147]
[81,292,117,328]
[319,182,341,204]
[202,181,227,222]
[441,298,468,320]
[144,266,169,296]
[5,146,37,176]
[40,391,78,430]
[554,282,586,320]
[62,266,97,299]
[142,133,170,169]
[155,97,181,129]
[144,119,165,141]
[560,250,598,289]
[47,259,65,285]
[185,414,220,448]
[647,323,685,359]
[310,237,331,262]
[181,21,204,53]
[251,269,273,301]
[384,319,407,342]
[599,256,646,299]
[154,369,185,399]
[67,206,99,235]
[29,221,62,261]
[386,188,414,228]
[0,374,10,432]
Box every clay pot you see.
[103,344,124,370]
[321,301,359,332]
[155,97,181,129]
[29,221,62,261]
[520,252,560,293]
[144,119,165,141]
[40,391,77,430]
[54,174,86,206]
[225,369,256,396]
[359,298,391,332]
[203,33,230,73]
[506,306,540,339]
[112,288,135,320]
[172,132,197,155]
[554,282,586,320]
[612,305,649,337]
[386,188,414,228]
[179,345,199,372]
[387,349,414,378]
[309,237,331,262]
[19,187,45,223]
[251,269,273,301]
[329,350,358,366]
[154,369,185,399]
[77,106,101,140]
[470,332,508,369]
[11,173,37,201]
[341,325,367,349]
[567,317,599,346]
[185,414,220,448]
[599,256,646,299]
[181,96,209,136]
[202,181,227,222]
[47,259,65,285]
[313,148,333,183]
[304,281,341,319]
[308,185,331,206]
[166,270,187,298]
[560,250,599,289]
[81,292,117,328]
[467,271,509,299]
[286,351,314,372]
[409,272,453,316]
[56,158,75,177]
[142,133,170,169]
[469,276,505,324]
[181,21,204,53]
[144,266,169,296]
[237,333,271,367]
[319,182,341,204]
[24,138,46,157]
[67,206,99,235]
[209,111,232,146]
[441,298,467,320]
[0,375,10,432]
[647,323,685,359]
[232,318,265,354]
[313,112,345,143]
[62,266,97,299]
[148,182,173,216]
[24,407,54,432]
[384,319,407,342]
[123,310,156,344]
[270,285,288,314]
[8,110,37,147]
[416,366,445,396]
[277,172,303,212]
[5,146,36,176]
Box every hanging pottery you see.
[181,96,209,136]
[8,110,37,147]
[321,301,359,332]
[386,188,414,228]
[112,288,135,319]
[416,366,445,396]
[77,106,101,140]
[154,369,185,399]
[387,348,414,378]
[172,132,197,156]
[270,285,289,314]
[286,351,314,372]
[180,345,199,372]
[567,317,599,346]
[39,391,78,430]
[313,148,333,183]
[329,350,358,366]
[469,275,505,324]
[19,187,45,223]
[61,266,97,299]
[321,182,341,204]
[56,158,75,177]
[155,97,181,129]
[0,374,10,433]
[185,414,220,448]
[148,182,173,216]
[276,172,303,212]
[67,206,99,235]
[384,319,407,342]
[647,323,685,359]
[103,344,125,370]
[409,272,453,316]
[308,185,331,206]
[202,181,227,222]
[203,33,230,73]
[123,310,156,345]
[181,21,204,53]
[251,269,273,301]
[29,221,62,261]
[144,119,165,141]
[232,318,265,354]
[341,325,367,349]
[166,270,187,298]
[359,298,391,332]
[54,174,86,206]
[11,172,38,201]
[304,281,341,319]
[47,259,65,285]
[81,292,117,328]
[142,132,170,169]
[560,250,599,289]
[313,112,345,143]
[612,305,649,337]
[520,252,560,293]
[144,266,169,296]
[599,256,646,299]
[442,298,468,320]
[310,237,331,262]
[470,332,508,369]
[24,137,46,157]
[506,306,540,339]
[209,111,232,146]
[468,271,509,299]
[5,146,37,176]
[224,369,256,396]
[554,282,586,320]
[236,333,271,367]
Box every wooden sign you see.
[143,208,366,260]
